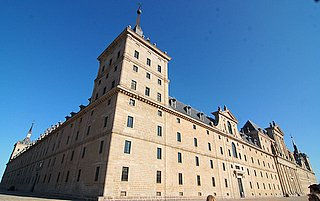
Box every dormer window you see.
[198,112,204,121]
[170,99,176,108]
[185,106,191,115]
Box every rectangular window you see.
[124,140,131,154]
[157,65,161,73]
[208,142,211,151]
[75,131,79,140]
[156,171,161,183]
[146,72,151,79]
[65,171,69,182]
[133,65,138,72]
[86,126,91,135]
[178,152,182,163]
[250,182,252,189]
[194,138,198,147]
[121,167,129,181]
[177,132,181,142]
[223,162,226,171]
[66,136,70,145]
[147,58,151,66]
[131,80,137,90]
[134,50,139,59]
[117,51,121,59]
[127,116,134,128]
[157,147,162,159]
[94,166,100,181]
[158,79,162,85]
[225,179,228,187]
[157,126,162,136]
[210,160,214,169]
[195,156,199,166]
[220,147,223,155]
[103,87,106,94]
[212,177,216,187]
[109,59,112,66]
[82,147,86,158]
[61,154,65,164]
[197,175,201,186]
[129,99,135,106]
[178,173,183,185]
[176,118,180,123]
[157,93,161,102]
[104,116,108,127]
[70,150,74,161]
[99,141,104,154]
[157,110,162,117]
[114,65,117,72]
[145,87,150,96]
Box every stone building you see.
[1,8,317,200]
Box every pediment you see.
[221,110,238,123]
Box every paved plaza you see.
[0,190,310,201]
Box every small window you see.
[114,66,117,72]
[121,167,129,181]
[95,93,98,100]
[147,58,151,66]
[212,177,216,187]
[145,87,150,96]
[86,126,91,135]
[146,72,151,79]
[222,162,226,171]
[76,131,79,140]
[156,171,161,183]
[82,147,86,158]
[94,166,100,181]
[220,147,223,155]
[98,80,101,85]
[208,142,211,151]
[178,152,182,163]
[157,147,162,159]
[101,65,105,72]
[134,50,139,59]
[195,156,199,166]
[206,130,209,135]
[158,79,162,85]
[129,99,135,106]
[127,116,134,128]
[124,140,131,154]
[99,141,104,154]
[157,65,161,73]
[157,110,162,117]
[178,173,183,185]
[227,121,233,134]
[131,80,137,90]
[77,169,81,182]
[176,118,180,123]
[104,116,108,128]
[177,132,181,142]
[225,179,228,187]
[117,51,121,59]
[210,160,214,169]
[194,138,198,147]
[157,126,162,136]
[193,124,196,129]
[108,99,111,105]
[157,93,161,102]
[70,150,74,161]
[197,175,201,186]
[106,73,109,79]
[103,87,106,94]
[109,59,112,66]
[133,65,138,72]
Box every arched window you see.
[232,142,238,158]
[227,121,233,134]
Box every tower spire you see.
[133,4,143,36]
[26,122,34,139]
[291,135,299,153]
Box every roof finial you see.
[133,3,143,36]
[26,121,34,139]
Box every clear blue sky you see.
[0,1,319,182]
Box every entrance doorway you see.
[237,177,245,198]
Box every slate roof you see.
[168,97,215,126]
